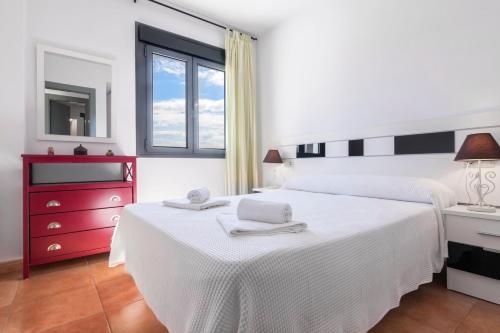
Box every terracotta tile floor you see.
[0,254,499,333]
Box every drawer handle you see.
[110,195,121,203]
[47,244,62,252]
[477,230,500,238]
[111,215,120,222]
[47,222,62,230]
[46,200,61,208]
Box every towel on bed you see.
[237,198,293,224]
[163,198,230,211]
[217,214,307,236]
[187,187,211,203]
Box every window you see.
[196,63,225,150]
[136,23,225,157]
[152,52,188,148]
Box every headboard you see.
[276,110,500,206]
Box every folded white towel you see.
[217,214,307,237]
[163,198,230,211]
[237,198,292,224]
[187,187,211,203]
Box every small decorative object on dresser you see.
[22,154,137,278]
[73,144,88,155]
[106,149,114,156]
[455,133,500,213]
[444,205,500,304]
[47,147,54,155]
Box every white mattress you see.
[110,189,444,333]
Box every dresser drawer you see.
[30,207,122,237]
[30,187,132,215]
[30,227,114,261]
[446,215,500,252]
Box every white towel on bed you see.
[217,214,307,236]
[187,187,211,203]
[163,198,230,210]
[237,198,292,224]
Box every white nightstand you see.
[443,205,500,304]
[252,187,281,193]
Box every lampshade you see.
[455,133,500,161]
[263,149,283,163]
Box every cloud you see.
[152,98,225,149]
[198,98,225,148]
[199,99,224,113]
[152,131,186,148]
[198,67,224,86]
[153,56,185,77]
[199,117,224,149]
[152,57,225,89]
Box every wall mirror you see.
[37,44,116,142]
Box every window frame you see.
[136,23,226,158]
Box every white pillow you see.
[283,174,457,208]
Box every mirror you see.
[37,45,115,142]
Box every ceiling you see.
[156,0,311,35]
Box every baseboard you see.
[0,258,22,275]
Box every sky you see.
[152,54,225,149]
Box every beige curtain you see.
[224,30,259,195]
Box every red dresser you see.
[22,155,137,278]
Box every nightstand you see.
[443,205,500,304]
[252,187,280,193]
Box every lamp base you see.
[466,205,496,213]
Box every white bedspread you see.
[110,190,444,333]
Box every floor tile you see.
[397,282,477,333]
[12,266,93,310]
[369,308,442,333]
[39,313,110,333]
[0,306,10,332]
[5,286,103,333]
[455,300,500,333]
[106,300,168,333]
[0,273,20,307]
[96,274,143,312]
[89,261,126,284]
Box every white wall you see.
[258,0,500,199]
[0,0,26,261]
[0,0,227,262]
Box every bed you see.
[109,175,456,333]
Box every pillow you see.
[283,174,457,208]
[284,173,456,260]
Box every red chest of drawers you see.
[22,155,137,278]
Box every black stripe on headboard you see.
[297,143,326,158]
[394,131,455,155]
[348,139,364,156]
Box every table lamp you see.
[455,133,500,212]
[263,149,283,188]
[263,149,283,164]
